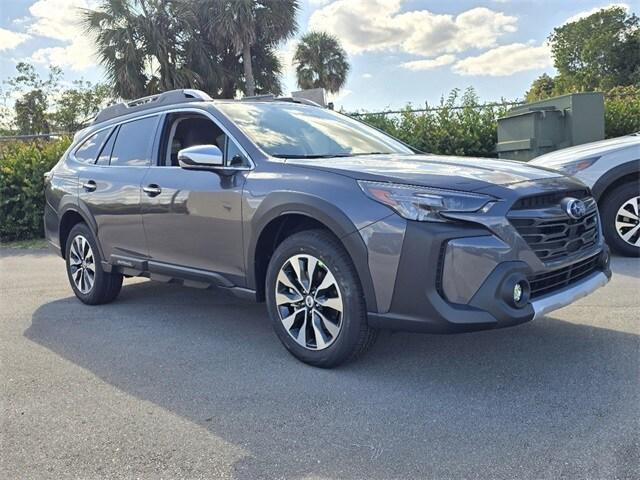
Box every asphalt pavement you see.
[1,249,638,479]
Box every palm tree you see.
[82,0,149,98]
[294,32,350,94]
[83,0,299,99]
[198,0,299,97]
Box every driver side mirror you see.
[178,145,224,170]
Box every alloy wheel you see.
[615,195,640,247]
[69,235,96,294]
[275,254,343,350]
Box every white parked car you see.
[531,133,640,256]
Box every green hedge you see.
[354,87,640,156]
[354,89,509,158]
[0,138,71,241]
[605,86,640,138]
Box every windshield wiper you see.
[271,153,354,159]
[351,152,391,156]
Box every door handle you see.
[143,184,162,197]
[82,180,97,192]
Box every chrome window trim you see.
[70,107,255,171]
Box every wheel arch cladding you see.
[592,159,640,201]
[59,207,99,259]
[248,193,378,312]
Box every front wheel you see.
[65,223,123,304]
[600,182,640,257]
[266,230,377,368]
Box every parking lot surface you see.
[1,249,638,479]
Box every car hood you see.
[286,153,562,192]
[531,134,640,165]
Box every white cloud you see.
[401,54,456,71]
[277,39,297,76]
[0,28,30,51]
[362,73,373,79]
[452,42,552,76]
[308,1,517,57]
[565,2,629,24]
[27,0,98,71]
[31,42,97,71]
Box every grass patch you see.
[0,238,49,249]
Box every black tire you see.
[600,181,640,257]
[65,223,123,305]
[266,230,377,368]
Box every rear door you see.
[77,115,161,261]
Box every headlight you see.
[358,180,495,222]
[549,156,600,175]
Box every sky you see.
[0,0,637,112]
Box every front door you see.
[140,112,249,283]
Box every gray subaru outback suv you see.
[44,89,611,367]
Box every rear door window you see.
[109,116,159,167]
[74,129,111,164]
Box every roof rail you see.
[239,94,322,107]
[241,94,277,101]
[93,89,212,125]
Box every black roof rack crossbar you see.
[93,89,212,125]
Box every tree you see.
[523,6,639,102]
[4,62,61,135]
[51,81,112,132]
[83,0,299,99]
[549,6,639,92]
[14,90,49,135]
[293,31,350,94]
[525,73,556,102]
[2,62,112,134]
[83,0,179,98]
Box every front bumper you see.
[531,271,609,320]
[366,220,612,333]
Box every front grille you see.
[508,196,599,262]
[511,189,590,210]
[528,254,599,299]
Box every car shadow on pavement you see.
[26,279,639,479]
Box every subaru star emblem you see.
[562,197,587,219]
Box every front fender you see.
[246,192,379,312]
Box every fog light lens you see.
[513,283,523,303]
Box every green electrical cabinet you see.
[496,92,605,161]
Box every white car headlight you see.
[358,181,495,222]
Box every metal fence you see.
[0,133,71,142]
[348,91,639,118]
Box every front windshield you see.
[216,102,414,158]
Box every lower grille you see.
[508,197,599,261]
[528,254,600,299]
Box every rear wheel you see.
[65,223,123,304]
[601,182,640,257]
[266,230,377,368]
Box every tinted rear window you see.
[110,116,158,167]
[74,129,111,164]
